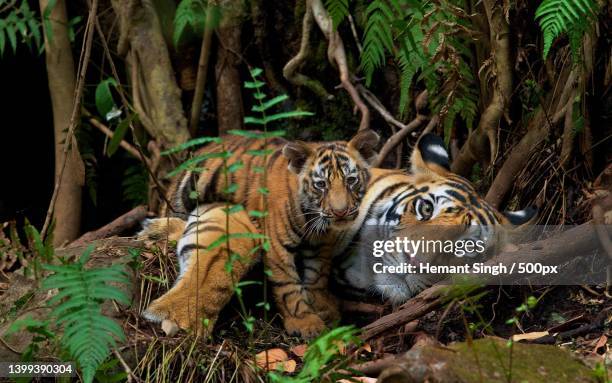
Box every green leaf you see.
[0,21,6,56]
[41,244,129,383]
[250,67,263,77]
[246,149,274,156]
[535,0,597,58]
[262,110,314,123]
[223,204,245,214]
[248,210,268,218]
[325,0,350,29]
[95,78,119,119]
[226,160,244,173]
[106,117,130,157]
[228,129,286,139]
[224,183,238,194]
[244,116,265,125]
[42,0,57,43]
[6,24,17,53]
[244,80,265,89]
[206,232,268,251]
[173,0,207,47]
[165,151,230,178]
[161,136,222,155]
[251,94,289,112]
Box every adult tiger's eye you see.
[346,176,358,186]
[314,180,327,189]
[416,199,434,220]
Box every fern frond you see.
[43,245,130,383]
[173,0,207,46]
[396,50,417,116]
[535,0,597,58]
[324,0,350,29]
[122,163,148,206]
[360,0,399,84]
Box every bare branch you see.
[189,8,216,136]
[85,112,147,163]
[309,0,370,130]
[283,6,332,100]
[373,115,427,167]
[359,87,430,167]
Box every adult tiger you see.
[146,130,380,338]
[335,134,536,304]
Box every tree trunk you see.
[451,0,512,176]
[40,0,84,246]
[111,0,190,148]
[215,0,245,135]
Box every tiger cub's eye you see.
[314,180,327,189]
[346,176,358,186]
[415,199,434,220]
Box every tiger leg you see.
[302,254,341,325]
[265,238,326,339]
[137,217,187,245]
[143,206,261,336]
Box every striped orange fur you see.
[152,130,379,338]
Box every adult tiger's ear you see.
[503,206,538,225]
[348,129,380,164]
[501,206,538,245]
[410,133,451,176]
[282,141,313,174]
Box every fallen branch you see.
[340,300,387,315]
[361,223,606,340]
[309,0,370,131]
[67,206,148,248]
[530,307,611,344]
[362,285,447,340]
[347,355,401,377]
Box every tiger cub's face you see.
[283,129,379,235]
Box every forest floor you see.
[0,230,611,382]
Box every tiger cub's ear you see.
[282,141,313,174]
[348,129,380,164]
[410,133,451,176]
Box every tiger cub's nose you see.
[331,207,350,217]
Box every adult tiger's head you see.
[347,134,536,304]
[282,129,380,233]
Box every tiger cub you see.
[336,134,536,304]
[147,130,379,338]
[141,205,260,335]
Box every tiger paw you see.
[311,291,341,324]
[283,313,326,339]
